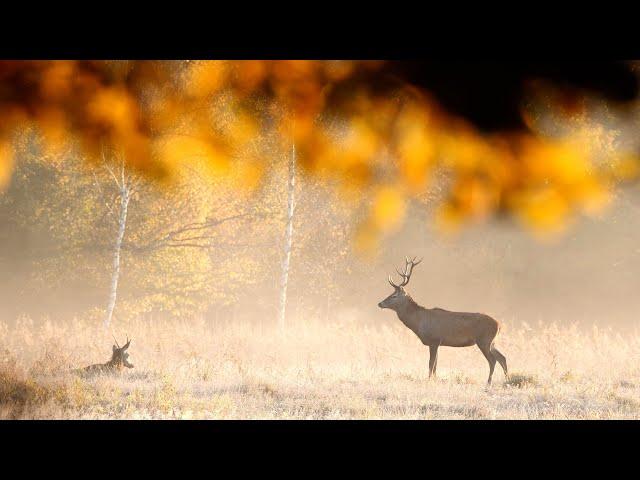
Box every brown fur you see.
[379,259,508,384]
[79,338,134,375]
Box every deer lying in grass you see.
[79,337,134,375]
[378,257,508,384]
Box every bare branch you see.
[92,171,116,217]
[103,162,121,190]
[138,212,253,251]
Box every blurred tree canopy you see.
[1,60,639,248]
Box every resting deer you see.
[378,257,508,384]
[80,337,134,374]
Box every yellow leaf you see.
[186,61,226,98]
[514,187,569,233]
[156,136,229,176]
[371,186,406,231]
[0,139,14,188]
[87,86,138,134]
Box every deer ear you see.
[113,345,117,352]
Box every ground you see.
[2,315,640,419]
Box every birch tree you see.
[0,135,276,322]
[100,154,140,330]
[277,142,296,330]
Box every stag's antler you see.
[122,336,131,351]
[389,256,422,288]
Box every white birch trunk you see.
[325,290,331,324]
[104,183,130,330]
[278,142,296,330]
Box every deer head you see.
[110,336,134,369]
[378,256,422,310]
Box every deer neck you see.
[394,296,423,336]
[105,355,120,369]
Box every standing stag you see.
[378,257,508,384]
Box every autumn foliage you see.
[0,60,638,246]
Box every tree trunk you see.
[325,290,331,324]
[104,184,130,329]
[278,142,296,330]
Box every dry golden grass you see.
[2,315,640,419]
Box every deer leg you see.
[428,345,439,379]
[491,345,508,379]
[477,342,496,385]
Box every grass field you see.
[2,315,640,419]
